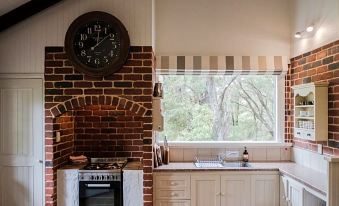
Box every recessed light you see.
[294,32,301,38]
[306,26,314,32]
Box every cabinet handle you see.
[170,182,177,185]
[297,132,301,135]
[216,193,220,196]
[221,193,225,196]
[171,192,177,196]
[307,133,311,136]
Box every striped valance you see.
[156,56,289,75]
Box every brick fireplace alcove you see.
[44,46,154,206]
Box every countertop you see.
[59,163,86,170]
[154,162,327,196]
[123,161,143,170]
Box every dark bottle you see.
[243,147,249,162]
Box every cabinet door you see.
[280,176,289,206]
[251,175,279,206]
[220,175,250,206]
[155,200,190,206]
[288,180,303,206]
[191,174,220,206]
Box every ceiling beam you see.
[0,0,63,32]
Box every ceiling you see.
[0,0,30,16]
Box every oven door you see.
[79,181,122,206]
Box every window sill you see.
[165,141,292,148]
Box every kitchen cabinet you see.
[154,172,279,206]
[154,173,191,206]
[288,178,304,206]
[292,83,328,141]
[155,200,191,206]
[251,175,279,206]
[191,174,220,206]
[220,175,251,206]
[280,175,326,206]
[280,176,289,206]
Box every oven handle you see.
[85,184,111,188]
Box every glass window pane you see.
[158,75,276,142]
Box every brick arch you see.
[49,95,148,118]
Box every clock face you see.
[65,11,130,77]
[73,21,121,68]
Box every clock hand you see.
[96,31,100,45]
[91,34,110,50]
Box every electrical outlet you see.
[317,144,323,154]
[56,132,61,143]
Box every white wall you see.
[290,0,339,57]
[154,0,291,56]
[0,0,152,74]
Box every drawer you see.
[155,200,191,206]
[155,174,190,189]
[294,128,315,140]
[294,128,303,138]
[155,189,190,199]
[304,130,314,140]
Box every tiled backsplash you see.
[169,146,291,162]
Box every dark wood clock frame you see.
[64,11,130,77]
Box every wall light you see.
[294,25,315,38]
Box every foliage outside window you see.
[158,75,276,142]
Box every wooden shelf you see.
[295,116,314,120]
[295,128,315,132]
[295,105,314,108]
[292,82,328,141]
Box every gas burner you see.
[80,157,128,172]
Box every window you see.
[158,75,280,142]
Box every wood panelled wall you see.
[0,0,152,74]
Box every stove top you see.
[83,162,123,170]
[80,157,128,172]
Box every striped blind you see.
[156,56,288,75]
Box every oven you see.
[79,172,123,206]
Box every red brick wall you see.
[285,40,339,155]
[53,112,75,165]
[44,46,154,206]
[73,105,143,160]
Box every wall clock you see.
[65,11,130,77]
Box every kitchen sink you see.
[194,161,251,168]
[222,162,251,168]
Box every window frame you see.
[158,74,287,147]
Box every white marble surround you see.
[169,146,292,162]
[57,169,79,206]
[123,170,143,206]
